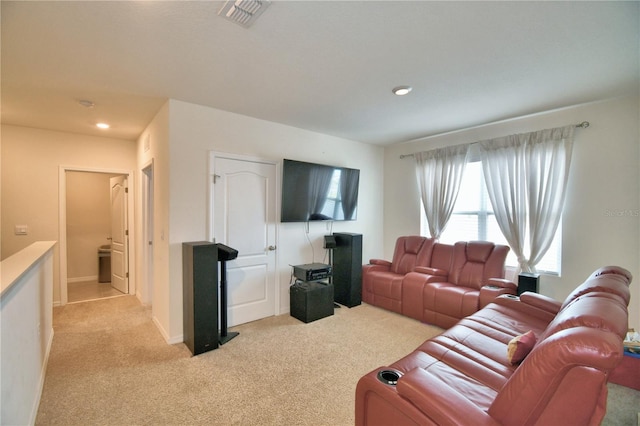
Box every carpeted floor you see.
[36,296,639,425]
[36,296,440,425]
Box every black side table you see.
[290,281,334,323]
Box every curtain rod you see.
[399,121,590,159]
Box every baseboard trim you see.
[30,328,54,425]
[67,275,98,283]
[151,316,183,345]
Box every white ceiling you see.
[2,1,638,145]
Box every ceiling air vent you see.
[218,0,271,28]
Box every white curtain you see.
[479,125,574,273]
[415,144,470,239]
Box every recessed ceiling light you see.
[96,123,110,129]
[392,86,413,96]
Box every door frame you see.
[58,165,136,305]
[141,160,154,306]
[208,151,281,317]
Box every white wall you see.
[1,242,55,425]
[136,103,171,340]
[143,99,384,342]
[383,96,640,330]
[1,125,138,304]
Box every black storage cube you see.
[290,281,334,323]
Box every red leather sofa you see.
[356,266,632,426]
[363,237,516,328]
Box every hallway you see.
[67,279,124,303]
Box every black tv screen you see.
[281,159,360,222]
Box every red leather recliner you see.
[356,266,632,426]
[363,238,516,325]
[362,236,436,314]
[404,241,516,328]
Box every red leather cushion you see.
[507,330,537,364]
[390,236,435,274]
[466,241,494,263]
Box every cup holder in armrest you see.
[503,294,520,300]
[377,369,403,386]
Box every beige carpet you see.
[36,296,440,425]
[36,296,639,425]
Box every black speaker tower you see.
[332,232,362,307]
[182,242,218,356]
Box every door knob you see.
[268,245,277,251]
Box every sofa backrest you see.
[560,265,632,311]
[539,290,629,341]
[448,241,509,289]
[536,267,631,342]
[430,243,454,272]
[390,236,436,275]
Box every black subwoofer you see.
[290,281,334,323]
[517,272,540,295]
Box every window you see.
[420,160,561,274]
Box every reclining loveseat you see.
[356,266,632,425]
[362,236,516,328]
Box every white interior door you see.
[213,155,277,327]
[110,175,129,294]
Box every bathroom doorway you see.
[59,167,135,305]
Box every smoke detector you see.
[78,99,95,108]
[218,0,271,28]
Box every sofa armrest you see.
[396,368,500,426]
[520,292,561,315]
[480,284,516,308]
[491,293,558,323]
[487,278,517,290]
[369,259,392,268]
[413,266,448,278]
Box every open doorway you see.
[65,171,127,303]
[59,167,135,305]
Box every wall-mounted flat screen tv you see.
[281,159,360,222]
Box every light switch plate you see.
[14,225,28,235]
